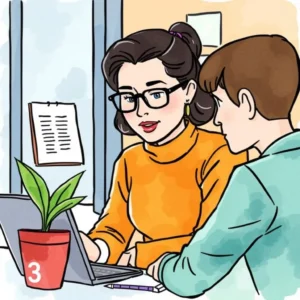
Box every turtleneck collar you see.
[143,121,199,163]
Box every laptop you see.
[0,194,143,285]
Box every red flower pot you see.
[18,229,70,290]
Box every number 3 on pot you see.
[28,262,41,283]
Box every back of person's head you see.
[199,34,300,120]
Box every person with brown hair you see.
[147,34,300,300]
[79,22,247,270]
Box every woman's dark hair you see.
[102,22,215,135]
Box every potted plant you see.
[16,159,86,290]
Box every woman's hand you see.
[79,231,101,262]
[117,247,137,267]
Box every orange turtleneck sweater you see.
[88,122,247,269]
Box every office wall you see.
[0,0,97,246]
[0,0,10,194]
[122,0,300,151]
[22,0,93,203]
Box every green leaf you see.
[49,171,84,213]
[46,196,86,229]
[15,159,50,230]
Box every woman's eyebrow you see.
[119,86,133,90]
[146,80,167,87]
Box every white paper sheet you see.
[30,102,84,165]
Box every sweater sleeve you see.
[135,145,247,269]
[88,155,134,264]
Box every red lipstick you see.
[139,121,160,133]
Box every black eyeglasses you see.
[108,81,188,113]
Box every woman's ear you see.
[238,88,256,120]
[184,80,197,103]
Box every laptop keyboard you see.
[91,264,135,278]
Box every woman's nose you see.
[136,98,149,117]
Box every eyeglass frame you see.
[108,80,189,113]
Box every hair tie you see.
[169,31,183,39]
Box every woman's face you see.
[117,58,193,143]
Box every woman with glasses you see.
[80,22,248,269]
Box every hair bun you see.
[169,22,202,59]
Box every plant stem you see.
[42,222,47,232]
[44,222,50,232]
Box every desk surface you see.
[0,248,193,300]
[0,248,257,300]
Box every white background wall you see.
[22,0,94,203]
[0,0,100,247]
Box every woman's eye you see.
[152,93,161,99]
[124,96,134,102]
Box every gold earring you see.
[185,103,190,116]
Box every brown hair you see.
[199,34,300,120]
[102,22,215,135]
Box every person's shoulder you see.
[230,158,269,190]
[195,128,247,159]
[195,128,226,153]
[242,153,281,186]
[196,128,226,147]
[117,141,144,161]
[225,164,275,212]
[223,164,261,195]
[244,152,281,177]
[111,142,144,170]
